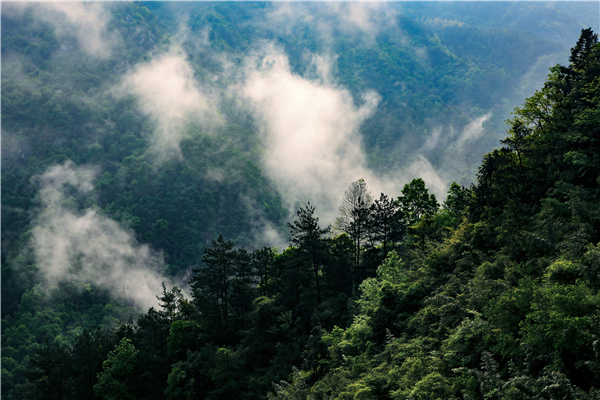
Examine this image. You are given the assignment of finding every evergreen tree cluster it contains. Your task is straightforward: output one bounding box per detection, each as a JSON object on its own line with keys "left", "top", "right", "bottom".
{"left": 2, "top": 2, "right": 599, "bottom": 398}
{"left": 15, "top": 28, "right": 600, "bottom": 400}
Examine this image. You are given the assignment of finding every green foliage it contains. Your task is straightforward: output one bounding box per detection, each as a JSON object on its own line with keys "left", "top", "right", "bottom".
{"left": 397, "top": 178, "right": 439, "bottom": 227}
{"left": 4, "top": 3, "right": 600, "bottom": 400}
{"left": 254, "top": 28, "right": 600, "bottom": 400}
{"left": 94, "top": 338, "right": 139, "bottom": 400}
{"left": 288, "top": 203, "right": 331, "bottom": 305}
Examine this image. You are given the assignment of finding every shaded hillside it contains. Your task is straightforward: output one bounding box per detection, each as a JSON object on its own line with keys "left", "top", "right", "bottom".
{"left": 149, "top": 1, "right": 583, "bottom": 180}
{"left": 6, "top": 28, "right": 600, "bottom": 400}
{"left": 2, "top": 3, "right": 599, "bottom": 399}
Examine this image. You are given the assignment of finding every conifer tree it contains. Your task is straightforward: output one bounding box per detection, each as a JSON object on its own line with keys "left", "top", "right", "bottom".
{"left": 288, "top": 203, "right": 330, "bottom": 304}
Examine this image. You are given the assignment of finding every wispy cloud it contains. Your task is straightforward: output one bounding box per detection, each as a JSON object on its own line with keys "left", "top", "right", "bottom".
{"left": 269, "top": 2, "right": 397, "bottom": 44}
{"left": 238, "top": 45, "right": 409, "bottom": 223}
{"left": 456, "top": 113, "right": 491, "bottom": 147}
{"left": 236, "top": 44, "right": 496, "bottom": 222}
{"left": 29, "top": 161, "right": 167, "bottom": 310}
{"left": 411, "top": 112, "right": 493, "bottom": 189}
{"left": 5, "top": 2, "right": 116, "bottom": 58}
{"left": 118, "top": 51, "right": 224, "bottom": 160}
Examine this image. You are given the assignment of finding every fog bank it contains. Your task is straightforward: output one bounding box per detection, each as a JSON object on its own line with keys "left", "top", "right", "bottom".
{"left": 30, "top": 162, "right": 167, "bottom": 309}
{"left": 119, "top": 51, "right": 224, "bottom": 160}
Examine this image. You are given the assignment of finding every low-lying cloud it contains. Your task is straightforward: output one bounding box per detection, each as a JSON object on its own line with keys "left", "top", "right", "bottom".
{"left": 238, "top": 46, "right": 492, "bottom": 223}
{"left": 239, "top": 46, "right": 400, "bottom": 222}
{"left": 5, "top": 2, "right": 115, "bottom": 59}
{"left": 29, "top": 161, "right": 167, "bottom": 310}
{"left": 119, "top": 51, "right": 224, "bottom": 159}
{"left": 410, "top": 112, "right": 492, "bottom": 187}
{"left": 269, "top": 2, "right": 397, "bottom": 45}
{"left": 456, "top": 113, "right": 491, "bottom": 146}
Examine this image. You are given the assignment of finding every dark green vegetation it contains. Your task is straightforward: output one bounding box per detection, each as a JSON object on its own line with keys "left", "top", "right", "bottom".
{"left": 1, "top": 3, "right": 286, "bottom": 397}
{"left": 2, "top": 2, "right": 600, "bottom": 399}
{"left": 150, "top": 1, "right": 571, "bottom": 180}
{"left": 10, "top": 29, "right": 600, "bottom": 398}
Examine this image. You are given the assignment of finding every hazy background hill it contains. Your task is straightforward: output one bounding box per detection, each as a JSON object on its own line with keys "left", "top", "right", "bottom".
{"left": 1, "top": 3, "right": 599, "bottom": 398}
{"left": 139, "top": 2, "right": 599, "bottom": 216}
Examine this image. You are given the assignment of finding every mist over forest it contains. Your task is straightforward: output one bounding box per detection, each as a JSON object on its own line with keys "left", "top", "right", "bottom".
{"left": 2, "top": 2, "right": 600, "bottom": 399}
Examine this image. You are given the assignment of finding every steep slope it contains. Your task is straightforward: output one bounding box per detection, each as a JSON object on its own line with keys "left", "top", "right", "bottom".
{"left": 1, "top": 4, "right": 286, "bottom": 396}
{"left": 154, "top": 1, "right": 593, "bottom": 183}
{"left": 269, "top": 28, "right": 600, "bottom": 400}
{"left": 2, "top": 3, "right": 599, "bottom": 400}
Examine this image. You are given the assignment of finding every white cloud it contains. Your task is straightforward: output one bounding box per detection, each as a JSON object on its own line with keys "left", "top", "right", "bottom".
{"left": 238, "top": 45, "right": 432, "bottom": 223}
{"left": 30, "top": 161, "right": 167, "bottom": 310}
{"left": 119, "top": 51, "right": 224, "bottom": 159}
{"left": 6, "top": 2, "right": 116, "bottom": 58}
{"left": 457, "top": 112, "right": 491, "bottom": 146}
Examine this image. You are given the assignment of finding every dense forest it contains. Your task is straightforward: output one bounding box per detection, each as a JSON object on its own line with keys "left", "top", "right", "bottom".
{"left": 2, "top": 2, "right": 600, "bottom": 400}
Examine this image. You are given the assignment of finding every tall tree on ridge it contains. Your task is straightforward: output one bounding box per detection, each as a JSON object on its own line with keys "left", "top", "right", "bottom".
{"left": 190, "top": 235, "right": 237, "bottom": 344}
{"left": 288, "top": 203, "right": 330, "bottom": 304}
{"left": 397, "top": 178, "right": 439, "bottom": 227}
{"left": 371, "top": 192, "right": 403, "bottom": 258}
{"left": 336, "top": 179, "right": 374, "bottom": 274}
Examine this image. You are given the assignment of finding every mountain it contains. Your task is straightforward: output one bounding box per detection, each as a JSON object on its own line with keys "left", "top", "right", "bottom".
{"left": 1, "top": 2, "right": 599, "bottom": 399}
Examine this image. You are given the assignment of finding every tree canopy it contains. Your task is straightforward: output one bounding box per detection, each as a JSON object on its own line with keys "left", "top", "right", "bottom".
{"left": 2, "top": 3, "right": 600, "bottom": 399}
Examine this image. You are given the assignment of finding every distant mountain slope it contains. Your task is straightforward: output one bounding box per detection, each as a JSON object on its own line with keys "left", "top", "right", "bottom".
{"left": 148, "top": 1, "right": 597, "bottom": 183}
{"left": 1, "top": 4, "right": 599, "bottom": 399}
{"left": 1, "top": 2, "right": 287, "bottom": 287}
{"left": 6, "top": 27, "right": 600, "bottom": 400}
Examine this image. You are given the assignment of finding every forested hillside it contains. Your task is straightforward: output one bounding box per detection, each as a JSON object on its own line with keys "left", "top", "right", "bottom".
{"left": 2, "top": 2, "right": 600, "bottom": 400}
{"left": 145, "top": 1, "right": 573, "bottom": 180}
